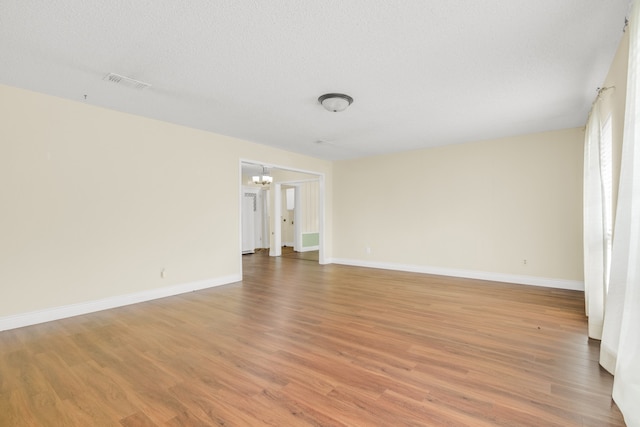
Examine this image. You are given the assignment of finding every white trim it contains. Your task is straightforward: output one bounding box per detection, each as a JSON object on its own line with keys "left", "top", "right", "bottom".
{"left": 240, "top": 158, "right": 322, "bottom": 178}
{"left": 238, "top": 162, "right": 245, "bottom": 280}
{"left": 273, "top": 182, "right": 282, "bottom": 256}
{"left": 318, "top": 175, "right": 325, "bottom": 264}
{"left": 330, "top": 258, "right": 584, "bottom": 291}
{"left": 0, "top": 275, "right": 241, "bottom": 332}
{"left": 294, "top": 185, "right": 301, "bottom": 252}
{"left": 299, "top": 245, "right": 319, "bottom": 252}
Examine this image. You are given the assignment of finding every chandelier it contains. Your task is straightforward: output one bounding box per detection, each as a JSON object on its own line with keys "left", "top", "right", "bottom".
{"left": 252, "top": 166, "right": 273, "bottom": 185}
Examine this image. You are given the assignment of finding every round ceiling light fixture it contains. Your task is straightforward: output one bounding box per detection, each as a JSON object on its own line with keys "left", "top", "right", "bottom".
{"left": 318, "top": 93, "right": 353, "bottom": 112}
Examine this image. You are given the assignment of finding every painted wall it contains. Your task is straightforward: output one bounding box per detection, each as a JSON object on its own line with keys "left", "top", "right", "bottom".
{"left": 0, "top": 84, "right": 332, "bottom": 319}
{"left": 299, "top": 180, "right": 320, "bottom": 234}
{"left": 332, "top": 128, "right": 584, "bottom": 286}
{"left": 0, "top": 26, "right": 628, "bottom": 323}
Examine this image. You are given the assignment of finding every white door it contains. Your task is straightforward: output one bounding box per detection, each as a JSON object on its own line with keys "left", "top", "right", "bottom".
{"left": 242, "top": 191, "right": 256, "bottom": 254}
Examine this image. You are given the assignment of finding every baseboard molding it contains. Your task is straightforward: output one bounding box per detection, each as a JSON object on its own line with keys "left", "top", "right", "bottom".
{"left": 329, "top": 258, "right": 584, "bottom": 291}
{"left": 0, "top": 274, "right": 241, "bottom": 332}
{"left": 299, "top": 245, "right": 319, "bottom": 252}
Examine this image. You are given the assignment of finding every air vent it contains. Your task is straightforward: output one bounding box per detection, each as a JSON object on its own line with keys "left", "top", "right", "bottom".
{"left": 103, "top": 73, "right": 151, "bottom": 90}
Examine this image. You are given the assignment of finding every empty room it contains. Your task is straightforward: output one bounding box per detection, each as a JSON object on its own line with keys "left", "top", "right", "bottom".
{"left": 1, "top": 1, "right": 639, "bottom": 426}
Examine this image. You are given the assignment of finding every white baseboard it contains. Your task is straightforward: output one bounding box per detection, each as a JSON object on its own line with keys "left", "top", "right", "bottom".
{"left": 299, "top": 245, "right": 319, "bottom": 252}
{"left": 0, "top": 274, "right": 241, "bottom": 332}
{"left": 329, "top": 258, "right": 584, "bottom": 291}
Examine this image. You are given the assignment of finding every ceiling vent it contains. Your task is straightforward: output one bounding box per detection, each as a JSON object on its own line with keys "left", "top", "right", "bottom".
{"left": 103, "top": 73, "right": 151, "bottom": 90}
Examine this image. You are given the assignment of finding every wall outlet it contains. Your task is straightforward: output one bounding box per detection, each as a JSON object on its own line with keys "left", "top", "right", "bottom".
{"left": 161, "top": 268, "right": 166, "bottom": 278}
{"left": 366, "top": 246, "right": 372, "bottom": 254}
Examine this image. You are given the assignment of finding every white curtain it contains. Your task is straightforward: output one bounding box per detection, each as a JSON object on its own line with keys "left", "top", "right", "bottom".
{"left": 598, "top": 0, "right": 640, "bottom": 424}
{"left": 583, "top": 99, "right": 607, "bottom": 340}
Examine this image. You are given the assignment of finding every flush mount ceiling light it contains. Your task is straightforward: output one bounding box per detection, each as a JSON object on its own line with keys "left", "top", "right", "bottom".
{"left": 252, "top": 166, "right": 273, "bottom": 185}
{"left": 318, "top": 93, "right": 353, "bottom": 112}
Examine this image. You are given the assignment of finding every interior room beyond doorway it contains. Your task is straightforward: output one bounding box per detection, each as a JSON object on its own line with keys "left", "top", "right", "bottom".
{"left": 240, "top": 161, "right": 324, "bottom": 264}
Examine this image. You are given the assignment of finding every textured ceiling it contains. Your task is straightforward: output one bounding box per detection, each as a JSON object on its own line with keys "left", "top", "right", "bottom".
{"left": 0, "top": 1, "right": 630, "bottom": 161}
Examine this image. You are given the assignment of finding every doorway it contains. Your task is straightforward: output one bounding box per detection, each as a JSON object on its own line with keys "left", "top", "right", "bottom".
{"left": 274, "top": 180, "right": 320, "bottom": 257}
{"left": 281, "top": 185, "right": 296, "bottom": 249}
{"left": 241, "top": 187, "right": 268, "bottom": 254}
{"left": 240, "top": 161, "right": 325, "bottom": 265}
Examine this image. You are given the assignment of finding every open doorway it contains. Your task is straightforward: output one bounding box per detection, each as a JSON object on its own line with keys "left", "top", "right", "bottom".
{"left": 281, "top": 185, "right": 296, "bottom": 249}
{"left": 240, "top": 186, "right": 268, "bottom": 254}
{"left": 240, "top": 161, "right": 325, "bottom": 265}
{"left": 273, "top": 180, "right": 320, "bottom": 258}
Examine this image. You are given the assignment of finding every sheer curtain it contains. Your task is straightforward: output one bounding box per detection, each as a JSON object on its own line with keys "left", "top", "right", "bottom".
{"left": 583, "top": 100, "right": 608, "bottom": 340}
{"left": 598, "top": 0, "right": 640, "bottom": 424}
{"left": 583, "top": 101, "right": 608, "bottom": 339}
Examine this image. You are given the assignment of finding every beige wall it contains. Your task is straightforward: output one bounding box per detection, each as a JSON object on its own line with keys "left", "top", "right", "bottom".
{"left": 333, "top": 128, "right": 584, "bottom": 282}
{"left": 0, "top": 26, "right": 629, "bottom": 321}
{"left": 299, "top": 181, "right": 320, "bottom": 234}
{"left": 0, "top": 84, "right": 332, "bottom": 318}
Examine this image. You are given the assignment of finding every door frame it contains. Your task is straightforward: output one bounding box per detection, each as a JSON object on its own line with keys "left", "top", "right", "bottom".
{"left": 274, "top": 180, "right": 317, "bottom": 256}
{"left": 241, "top": 186, "right": 258, "bottom": 254}
{"left": 239, "top": 159, "right": 326, "bottom": 265}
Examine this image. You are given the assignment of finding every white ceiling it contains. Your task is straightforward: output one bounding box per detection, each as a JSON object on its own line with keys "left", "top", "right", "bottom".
{"left": 0, "top": 1, "right": 629, "bottom": 161}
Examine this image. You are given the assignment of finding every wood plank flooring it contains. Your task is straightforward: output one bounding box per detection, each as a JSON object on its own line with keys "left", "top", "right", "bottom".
{"left": 0, "top": 252, "right": 625, "bottom": 426}
{"left": 279, "top": 247, "right": 319, "bottom": 262}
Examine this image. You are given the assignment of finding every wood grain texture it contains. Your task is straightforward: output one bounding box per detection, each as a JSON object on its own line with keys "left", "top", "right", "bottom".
{"left": 0, "top": 252, "right": 625, "bottom": 426}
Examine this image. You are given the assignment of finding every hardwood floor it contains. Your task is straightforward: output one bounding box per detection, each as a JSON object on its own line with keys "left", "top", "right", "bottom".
{"left": 279, "top": 247, "right": 319, "bottom": 262}
{"left": 0, "top": 253, "right": 625, "bottom": 426}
